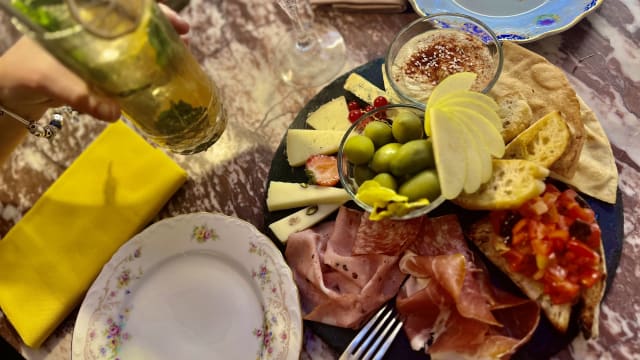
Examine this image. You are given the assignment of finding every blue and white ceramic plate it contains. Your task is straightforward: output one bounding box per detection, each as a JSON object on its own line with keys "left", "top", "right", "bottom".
{"left": 409, "top": 0, "right": 603, "bottom": 43}
{"left": 72, "top": 213, "right": 302, "bottom": 360}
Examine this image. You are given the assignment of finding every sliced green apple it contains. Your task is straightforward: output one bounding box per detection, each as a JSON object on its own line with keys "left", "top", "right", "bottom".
{"left": 427, "top": 72, "right": 477, "bottom": 108}
{"left": 437, "top": 94, "right": 502, "bottom": 130}
{"left": 430, "top": 107, "right": 467, "bottom": 199}
{"left": 457, "top": 119, "right": 484, "bottom": 194}
{"left": 453, "top": 107, "right": 505, "bottom": 158}
{"left": 448, "top": 110, "right": 493, "bottom": 185}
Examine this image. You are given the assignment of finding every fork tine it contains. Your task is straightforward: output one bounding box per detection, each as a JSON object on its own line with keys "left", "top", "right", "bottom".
{"left": 361, "top": 311, "right": 401, "bottom": 360}
{"left": 339, "top": 305, "right": 402, "bottom": 360}
{"left": 353, "top": 307, "right": 393, "bottom": 359}
{"left": 371, "top": 319, "right": 403, "bottom": 360}
{"left": 340, "top": 305, "right": 389, "bottom": 359}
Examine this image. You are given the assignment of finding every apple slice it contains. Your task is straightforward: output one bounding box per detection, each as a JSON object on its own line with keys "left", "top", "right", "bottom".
{"left": 457, "top": 119, "right": 485, "bottom": 194}
{"left": 454, "top": 107, "right": 505, "bottom": 158}
{"left": 427, "top": 72, "right": 477, "bottom": 107}
{"left": 430, "top": 107, "right": 467, "bottom": 199}
{"left": 475, "top": 135, "right": 494, "bottom": 183}
{"left": 437, "top": 94, "right": 502, "bottom": 130}
{"left": 448, "top": 110, "right": 494, "bottom": 186}
{"left": 462, "top": 133, "right": 482, "bottom": 194}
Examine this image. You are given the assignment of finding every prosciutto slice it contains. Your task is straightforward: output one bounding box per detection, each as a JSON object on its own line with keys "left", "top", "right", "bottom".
{"left": 285, "top": 206, "right": 406, "bottom": 328}
{"left": 396, "top": 214, "right": 540, "bottom": 359}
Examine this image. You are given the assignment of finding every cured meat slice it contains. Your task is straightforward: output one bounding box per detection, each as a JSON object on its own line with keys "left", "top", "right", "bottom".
{"left": 411, "top": 214, "right": 471, "bottom": 257}
{"left": 352, "top": 215, "right": 424, "bottom": 256}
{"left": 397, "top": 214, "right": 540, "bottom": 359}
{"left": 285, "top": 206, "right": 407, "bottom": 329}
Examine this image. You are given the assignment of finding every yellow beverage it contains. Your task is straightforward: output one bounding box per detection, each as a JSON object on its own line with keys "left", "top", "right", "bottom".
{"left": 7, "top": 0, "right": 226, "bottom": 154}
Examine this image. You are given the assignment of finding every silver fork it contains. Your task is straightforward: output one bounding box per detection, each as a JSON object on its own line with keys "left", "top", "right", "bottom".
{"left": 339, "top": 305, "right": 403, "bottom": 360}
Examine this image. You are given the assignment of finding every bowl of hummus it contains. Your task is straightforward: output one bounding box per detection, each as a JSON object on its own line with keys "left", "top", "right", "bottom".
{"left": 385, "top": 13, "right": 503, "bottom": 106}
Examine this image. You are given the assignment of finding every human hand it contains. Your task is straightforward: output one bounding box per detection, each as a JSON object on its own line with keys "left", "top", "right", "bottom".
{"left": 0, "top": 3, "right": 190, "bottom": 123}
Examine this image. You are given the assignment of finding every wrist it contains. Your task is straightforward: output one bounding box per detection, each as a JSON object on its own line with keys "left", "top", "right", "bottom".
{"left": 0, "top": 106, "right": 29, "bottom": 164}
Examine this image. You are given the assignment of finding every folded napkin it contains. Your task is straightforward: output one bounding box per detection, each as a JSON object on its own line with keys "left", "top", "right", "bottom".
{"left": 310, "top": 0, "right": 407, "bottom": 13}
{"left": 0, "top": 121, "right": 187, "bottom": 348}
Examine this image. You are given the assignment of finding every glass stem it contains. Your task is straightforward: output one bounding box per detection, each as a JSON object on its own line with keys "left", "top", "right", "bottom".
{"left": 277, "top": 0, "right": 316, "bottom": 51}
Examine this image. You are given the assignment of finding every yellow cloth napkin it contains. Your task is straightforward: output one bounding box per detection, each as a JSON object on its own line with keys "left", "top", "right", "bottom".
{"left": 310, "top": 0, "right": 407, "bottom": 12}
{"left": 0, "top": 121, "right": 187, "bottom": 348}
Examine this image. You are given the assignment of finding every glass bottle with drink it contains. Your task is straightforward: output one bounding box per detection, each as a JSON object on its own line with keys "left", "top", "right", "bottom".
{"left": 1, "top": 0, "right": 226, "bottom": 154}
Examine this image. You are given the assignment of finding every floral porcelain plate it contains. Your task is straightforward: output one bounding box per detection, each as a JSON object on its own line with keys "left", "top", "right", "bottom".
{"left": 72, "top": 213, "right": 302, "bottom": 360}
{"left": 409, "top": 0, "right": 603, "bottom": 42}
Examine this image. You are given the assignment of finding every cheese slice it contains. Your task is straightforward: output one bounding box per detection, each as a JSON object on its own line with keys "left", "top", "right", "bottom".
{"left": 286, "top": 129, "right": 344, "bottom": 167}
{"left": 306, "top": 96, "right": 352, "bottom": 131}
{"left": 266, "top": 181, "right": 351, "bottom": 211}
{"left": 344, "top": 73, "right": 387, "bottom": 105}
{"left": 381, "top": 63, "right": 402, "bottom": 104}
{"left": 269, "top": 203, "right": 344, "bottom": 243}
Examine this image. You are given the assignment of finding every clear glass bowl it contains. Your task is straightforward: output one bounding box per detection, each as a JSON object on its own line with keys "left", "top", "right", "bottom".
{"left": 337, "top": 103, "right": 446, "bottom": 220}
{"left": 385, "top": 13, "right": 503, "bottom": 107}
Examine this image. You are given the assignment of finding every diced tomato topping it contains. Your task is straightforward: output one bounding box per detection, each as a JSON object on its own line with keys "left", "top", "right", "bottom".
{"left": 579, "top": 268, "right": 603, "bottom": 288}
{"left": 511, "top": 219, "right": 528, "bottom": 245}
{"left": 565, "top": 240, "right": 599, "bottom": 264}
{"left": 503, "top": 249, "right": 536, "bottom": 276}
{"left": 587, "top": 223, "right": 602, "bottom": 249}
{"left": 495, "top": 184, "right": 604, "bottom": 304}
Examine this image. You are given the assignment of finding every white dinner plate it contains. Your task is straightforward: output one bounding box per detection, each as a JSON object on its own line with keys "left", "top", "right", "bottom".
{"left": 72, "top": 213, "right": 302, "bottom": 360}
{"left": 409, "top": 0, "right": 603, "bottom": 43}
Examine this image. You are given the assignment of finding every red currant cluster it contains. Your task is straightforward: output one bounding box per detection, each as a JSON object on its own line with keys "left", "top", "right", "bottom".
{"left": 347, "top": 96, "right": 389, "bottom": 123}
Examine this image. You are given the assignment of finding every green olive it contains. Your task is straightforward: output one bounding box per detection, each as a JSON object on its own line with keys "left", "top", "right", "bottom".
{"left": 370, "top": 142, "right": 401, "bottom": 173}
{"left": 390, "top": 139, "right": 435, "bottom": 177}
{"left": 363, "top": 121, "right": 393, "bottom": 148}
{"left": 398, "top": 169, "right": 441, "bottom": 202}
{"left": 392, "top": 111, "right": 424, "bottom": 143}
{"left": 353, "top": 165, "right": 376, "bottom": 185}
{"left": 343, "top": 135, "right": 375, "bottom": 165}
{"left": 372, "top": 173, "right": 398, "bottom": 191}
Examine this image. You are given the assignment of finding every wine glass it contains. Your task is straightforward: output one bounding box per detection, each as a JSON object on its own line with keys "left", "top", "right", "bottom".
{"left": 274, "top": 0, "right": 347, "bottom": 87}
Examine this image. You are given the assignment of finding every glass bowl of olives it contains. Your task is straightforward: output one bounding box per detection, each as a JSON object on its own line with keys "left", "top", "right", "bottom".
{"left": 337, "top": 103, "right": 446, "bottom": 220}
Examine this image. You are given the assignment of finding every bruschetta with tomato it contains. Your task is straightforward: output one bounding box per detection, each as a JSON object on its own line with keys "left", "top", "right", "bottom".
{"left": 466, "top": 183, "right": 606, "bottom": 338}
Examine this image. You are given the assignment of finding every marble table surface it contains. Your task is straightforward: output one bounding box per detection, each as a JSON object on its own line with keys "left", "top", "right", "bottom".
{"left": 0, "top": 0, "right": 638, "bottom": 359}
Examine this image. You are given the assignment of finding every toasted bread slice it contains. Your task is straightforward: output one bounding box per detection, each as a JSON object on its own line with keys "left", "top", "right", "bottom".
{"left": 579, "top": 233, "right": 607, "bottom": 338}
{"left": 490, "top": 41, "right": 585, "bottom": 179}
{"left": 453, "top": 159, "right": 549, "bottom": 210}
{"left": 467, "top": 219, "right": 571, "bottom": 333}
{"left": 467, "top": 217, "right": 606, "bottom": 338}
{"left": 495, "top": 94, "right": 533, "bottom": 143}
{"left": 504, "top": 111, "right": 571, "bottom": 168}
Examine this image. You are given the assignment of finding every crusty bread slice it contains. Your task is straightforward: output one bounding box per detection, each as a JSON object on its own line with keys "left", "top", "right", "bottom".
{"left": 453, "top": 159, "right": 549, "bottom": 210}
{"left": 579, "top": 233, "right": 607, "bottom": 338}
{"left": 495, "top": 94, "right": 533, "bottom": 143}
{"left": 504, "top": 111, "right": 571, "bottom": 168}
{"left": 467, "top": 217, "right": 606, "bottom": 338}
{"left": 490, "top": 41, "right": 585, "bottom": 179}
{"left": 467, "top": 219, "right": 571, "bottom": 333}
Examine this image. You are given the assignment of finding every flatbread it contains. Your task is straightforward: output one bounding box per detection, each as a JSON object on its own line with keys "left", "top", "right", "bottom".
{"left": 550, "top": 95, "right": 619, "bottom": 204}
{"left": 490, "top": 41, "right": 585, "bottom": 179}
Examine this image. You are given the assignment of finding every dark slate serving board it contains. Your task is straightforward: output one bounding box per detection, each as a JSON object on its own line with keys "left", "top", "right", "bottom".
{"left": 264, "top": 58, "right": 624, "bottom": 360}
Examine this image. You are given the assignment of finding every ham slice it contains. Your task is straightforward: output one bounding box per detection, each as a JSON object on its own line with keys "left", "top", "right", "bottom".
{"left": 285, "top": 207, "right": 406, "bottom": 328}
{"left": 397, "top": 214, "right": 540, "bottom": 359}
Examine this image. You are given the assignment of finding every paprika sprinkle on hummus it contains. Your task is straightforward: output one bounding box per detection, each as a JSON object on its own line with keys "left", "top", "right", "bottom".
{"left": 390, "top": 29, "right": 496, "bottom": 103}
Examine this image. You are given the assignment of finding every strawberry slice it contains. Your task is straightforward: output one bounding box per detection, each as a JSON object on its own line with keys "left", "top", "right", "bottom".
{"left": 305, "top": 155, "right": 340, "bottom": 186}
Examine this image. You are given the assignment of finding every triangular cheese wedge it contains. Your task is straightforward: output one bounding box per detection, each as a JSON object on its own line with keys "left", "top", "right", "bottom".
{"left": 306, "top": 96, "right": 351, "bottom": 131}
{"left": 286, "top": 129, "right": 345, "bottom": 167}
{"left": 344, "top": 73, "right": 387, "bottom": 105}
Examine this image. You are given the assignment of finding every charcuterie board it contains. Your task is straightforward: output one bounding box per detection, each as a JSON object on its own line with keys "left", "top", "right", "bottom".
{"left": 264, "top": 58, "right": 623, "bottom": 359}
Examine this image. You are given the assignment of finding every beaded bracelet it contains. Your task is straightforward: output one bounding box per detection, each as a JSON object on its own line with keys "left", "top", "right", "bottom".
{"left": 0, "top": 104, "right": 70, "bottom": 141}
